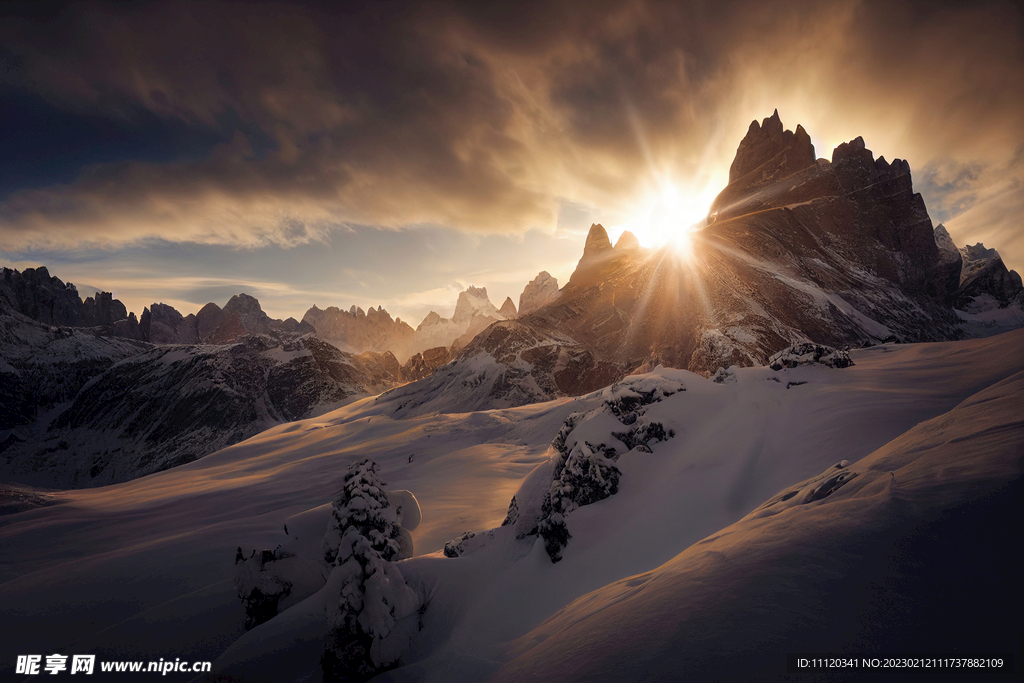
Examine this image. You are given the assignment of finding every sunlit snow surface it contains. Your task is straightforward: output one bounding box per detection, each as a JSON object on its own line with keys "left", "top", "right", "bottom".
{"left": 1, "top": 330, "right": 1022, "bottom": 682}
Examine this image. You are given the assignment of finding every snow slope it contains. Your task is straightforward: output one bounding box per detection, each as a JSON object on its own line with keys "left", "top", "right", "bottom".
{"left": 494, "top": 369, "right": 1024, "bottom": 683}
{"left": 0, "top": 330, "right": 1021, "bottom": 682}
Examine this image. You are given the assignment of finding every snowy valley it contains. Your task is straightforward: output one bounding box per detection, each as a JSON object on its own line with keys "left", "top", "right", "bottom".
{"left": 1, "top": 330, "right": 1021, "bottom": 682}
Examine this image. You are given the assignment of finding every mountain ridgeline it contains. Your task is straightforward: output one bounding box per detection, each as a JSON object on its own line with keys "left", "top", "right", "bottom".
{"left": 378, "top": 111, "right": 1022, "bottom": 416}
{"left": 2, "top": 111, "right": 1021, "bottom": 486}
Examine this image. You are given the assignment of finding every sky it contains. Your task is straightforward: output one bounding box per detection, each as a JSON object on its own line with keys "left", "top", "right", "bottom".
{"left": 1, "top": 0, "right": 1022, "bottom": 323}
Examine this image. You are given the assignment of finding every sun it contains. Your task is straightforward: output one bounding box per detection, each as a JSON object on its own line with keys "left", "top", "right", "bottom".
{"left": 611, "top": 180, "right": 718, "bottom": 257}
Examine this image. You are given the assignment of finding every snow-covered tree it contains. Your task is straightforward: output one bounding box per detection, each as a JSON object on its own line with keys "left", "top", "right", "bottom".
{"left": 321, "top": 459, "right": 421, "bottom": 683}
{"left": 535, "top": 377, "right": 683, "bottom": 562}
{"left": 539, "top": 439, "right": 621, "bottom": 562}
{"left": 233, "top": 547, "right": 294, "bottom": 630}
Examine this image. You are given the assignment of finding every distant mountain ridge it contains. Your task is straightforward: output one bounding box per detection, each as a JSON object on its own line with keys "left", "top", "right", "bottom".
{"left": 141, "top": 293, "right": 315, "bottom": 344}
{"left": 0, "top": 291, "right": 404, "bottom": 487}
{"left": 302, "top": 280, "right": 559, "bottom": 363}
{"left": 1, "top": 266, "right": 143, "bottom": 338}
{"left": 4, "top": 111, "right": 1022, "bottom": 485}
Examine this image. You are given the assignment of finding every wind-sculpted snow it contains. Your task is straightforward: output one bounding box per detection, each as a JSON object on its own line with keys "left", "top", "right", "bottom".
{"left": 751, "top": 460, "right": 857, "bottom": 517}
{"left": 447, "top": 375, "right": 683, "bottom": 563}
{"left": 491, "top": 369, "right": 1024, "bottom": 683}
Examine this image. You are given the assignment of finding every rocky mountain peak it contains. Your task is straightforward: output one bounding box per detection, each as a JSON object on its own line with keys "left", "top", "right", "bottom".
{"left": 1, "top": 266, "right": 138, "bottom": 331}
{"left": 568, "top": 224, "right": 616, "bottom": 287}
{"left": 934, "top": 224, "right": 957, "bottom": 253}
{"left": 583, "top": 223, "right": 613, "bottom": 255}
{"left": 499, "top": 297, "right": 518, "bottom": 318}
{"left": 453, "top": 286, "right": 499, "bottom": 325}
{"left": 961, "top": 243, "right": 1000, "bottom": 262}
{"left": 366, "top": 306, "right": 393, "bottom": 322}
{"left": 417, "top": 311, "right": 443, "bottom": 329}
{"left": 954, "top": 240, "right": 1022, "bottom": 307}
{"left": 727, "top": 110, "right": 816, "bottom": 184}
{"left": 933, "top": 225, "right": 963, "bottom": 277}
{"left": 761, "top": 108, "right": 784, "bottom": 136}
{"left": 614, "top": 230, "right": 641, "bottom": 251}
{"left": 519, "top": 271, "right": 560, "bottom": 316}
{"left": 224, "top": 293, "right": 264, "bottom": 316}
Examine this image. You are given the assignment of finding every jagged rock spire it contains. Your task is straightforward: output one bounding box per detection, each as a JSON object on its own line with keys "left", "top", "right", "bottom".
{"left": 728, "top": 110, "right": 816, "bottom": 183}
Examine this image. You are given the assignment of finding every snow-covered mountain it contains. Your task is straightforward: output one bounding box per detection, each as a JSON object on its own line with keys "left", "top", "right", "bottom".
{"left": 956, "top": 241, "right": 1023, "bottom": 307}
{"left": 1, "top": 329, "right": 1020, "bottom": 682}
{"left": 3, "top": 110, "right": 1023, "bottom": 683}
{"left": 0, "top": 299, "right": 149, "bottom": 433}
{"left": 931, "top": 224, "right": 1024, "bottom": 336}
{"left": 0, "top": 298, "right": 404, "bottom": 487}
{"left": 378, "top": 113, "right": 1022, "bottom": 416}
{"left": 409, "top": 286, "right": 507, "bottom": 356}
{"left": 492, "top": 364, "right": 1024, "bottom": 683}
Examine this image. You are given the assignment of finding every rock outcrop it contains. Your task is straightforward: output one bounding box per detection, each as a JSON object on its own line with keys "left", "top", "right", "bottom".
{"left": 399, "top": 346, "right": 452, "bottom": 382}
{"left": 955, "top": 242, "right": 1023, "bottom": 308}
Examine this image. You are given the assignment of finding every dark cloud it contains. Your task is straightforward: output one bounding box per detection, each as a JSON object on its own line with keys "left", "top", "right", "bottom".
{"left": 0, "top": 0, "right": 1021, "bottom": 271}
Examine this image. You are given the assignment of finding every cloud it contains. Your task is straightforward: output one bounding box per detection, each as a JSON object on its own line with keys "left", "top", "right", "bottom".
{"left": 0, "top": 0, "right": 1021, "bottom": 271}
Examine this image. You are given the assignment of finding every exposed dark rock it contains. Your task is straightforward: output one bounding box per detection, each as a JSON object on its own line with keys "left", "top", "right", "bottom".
{"left": 0, "top": 266, "right": 86, "bottom": 326}
{"left": 768, "top": 343, "right": 854, "bottom": 371}
{"left": 0, "top": 267, "right": 141, "bottom": 341}
{"left": 141, "top": 303, "right": 200, "bottom": 344}
{"left": 139, "top": 295, "right": 315, "bottom": 344}
{"left": 954, "top": 243, "right": 1023, "bottom": 308}
{"left": 400, "top": 346, "right": 452, "bottom": 382}
{"left": 714, "top": 109, "right": 817, "bottom": 219}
